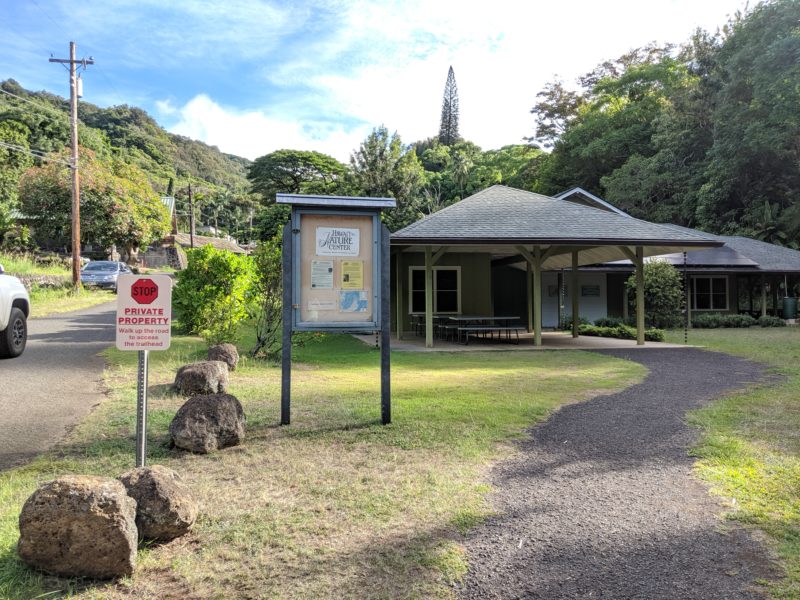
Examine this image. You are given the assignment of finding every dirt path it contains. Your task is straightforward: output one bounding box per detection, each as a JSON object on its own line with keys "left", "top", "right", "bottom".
{"left": 459, "top": 348, "right": 779, "bottom": 599}
{"left": 0, "top": 302, "right": 115, "bottom": 471}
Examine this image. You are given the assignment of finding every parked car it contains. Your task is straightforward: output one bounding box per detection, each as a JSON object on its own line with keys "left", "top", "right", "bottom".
{"left": 80, "top": 261, "right": 133, "bottom": 292}
{"left": 0, "top": 263, "right": 30, "bottom": 359}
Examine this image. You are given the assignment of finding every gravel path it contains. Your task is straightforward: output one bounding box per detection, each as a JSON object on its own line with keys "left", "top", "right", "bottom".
{"left": 459, "top": 348, "right": 779, "bottom": 599}
{"left": 0, "top": 303, "right": 115, "bottom": 471}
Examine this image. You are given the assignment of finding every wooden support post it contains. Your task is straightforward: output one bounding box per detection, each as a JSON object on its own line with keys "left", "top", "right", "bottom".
{"left": 425, "top": 246, "right": 433, "bottom": 348}
{"left": 395, "top": 251, "right": 403, "bottom": 340}
{"left": 533, "top": 246, "right": 542, "bottom": 347}
{"left": 636, "top": 246, "right": 645, "bottom": 345}
{"left": 526, "top": 261, "right": 534, "bottom": 333}
{"left": 761, "top": 274, "right": 767, "bottom": 317}
{"left": 571, "top": 250, "right": 579, "bottom": 338}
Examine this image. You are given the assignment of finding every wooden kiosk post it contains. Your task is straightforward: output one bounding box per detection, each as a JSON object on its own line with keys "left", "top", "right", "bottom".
{"left": 278, "top": 194, "right": 396, "bottom": 426}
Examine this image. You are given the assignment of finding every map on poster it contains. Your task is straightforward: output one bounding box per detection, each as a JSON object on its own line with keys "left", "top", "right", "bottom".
{"left": 339, "top": 290, "right": 368, "bottom": 312}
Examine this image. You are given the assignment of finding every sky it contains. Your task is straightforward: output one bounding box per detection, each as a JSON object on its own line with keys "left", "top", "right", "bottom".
{"left": 2, "top": 0, "right": 751, "bottom": 162}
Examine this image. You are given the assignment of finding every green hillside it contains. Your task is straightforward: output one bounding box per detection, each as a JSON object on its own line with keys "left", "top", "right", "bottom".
{"left": 0, "top": 78, "right": 255, "bottom": 240}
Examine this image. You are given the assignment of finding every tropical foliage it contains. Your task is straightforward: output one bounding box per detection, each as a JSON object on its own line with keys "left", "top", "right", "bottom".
{"left": 530, "top": 0, "right": 800, "bottom": 245}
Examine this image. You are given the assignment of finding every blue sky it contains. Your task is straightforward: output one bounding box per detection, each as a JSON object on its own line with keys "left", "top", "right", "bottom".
{"left": 2, "top": 0, "right": 749, "bottom": 162}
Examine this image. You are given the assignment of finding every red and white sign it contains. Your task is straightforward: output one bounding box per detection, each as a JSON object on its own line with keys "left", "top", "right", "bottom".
{"left": 116, "top": 274, "right": 172, "bottom": 351}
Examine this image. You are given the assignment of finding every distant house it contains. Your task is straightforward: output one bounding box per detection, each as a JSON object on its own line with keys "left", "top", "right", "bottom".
{"left": 140, "top": 196, "right": 247, "bottom": 269}
{"left": 556, "top": 188, "right": 800, "bottom": 321}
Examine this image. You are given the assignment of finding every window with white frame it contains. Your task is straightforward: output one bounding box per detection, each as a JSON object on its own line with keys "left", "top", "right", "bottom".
{"left": 409, "top": 267, "right": 461, "bottom": 314}
{"left": 692, "top": 276, "right": 728, "bottom": 310}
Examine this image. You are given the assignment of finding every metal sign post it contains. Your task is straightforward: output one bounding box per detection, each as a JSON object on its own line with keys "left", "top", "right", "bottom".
{"left": 116, "top": 273, "right": 172, "bottom": 467}
{"left": 135, "top": 350, "right": 149, "bottom": 467}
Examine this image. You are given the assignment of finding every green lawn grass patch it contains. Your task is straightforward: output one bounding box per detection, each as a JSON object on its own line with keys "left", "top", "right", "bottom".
{"left": 0, "top": 329, "right": 643, "bottom": 599}
{"left": 667, "top": 327, "right": 800, "bottom": 597}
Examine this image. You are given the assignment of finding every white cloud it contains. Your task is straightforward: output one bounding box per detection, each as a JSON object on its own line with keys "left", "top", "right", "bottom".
{"left": 153, "top": 0, "right": 749, "bottom": 158}
{"left": 161, "top": 94, "right": 368, "bottom": 161}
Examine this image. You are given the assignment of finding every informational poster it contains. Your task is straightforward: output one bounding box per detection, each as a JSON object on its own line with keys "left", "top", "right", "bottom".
{"left": 316, "top": 227, "right": 359, "bottom": 256}
{"left": 341, "top": 261, "right": 363, "bottom": 289}
{"left": 339, "top": 291, "right": 369, "bottom": 312}
{"left": 311, "top": 260, "right": 333, "bottom": 289}
{"left": 299, "top": 213, "right": 374, "bottom": 324}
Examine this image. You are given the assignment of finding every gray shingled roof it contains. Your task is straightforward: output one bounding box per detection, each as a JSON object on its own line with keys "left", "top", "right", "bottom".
{"left": 658, "top": 224, "right": 800, "bottom": 272}
{"left": 393, "top": 186, "right": 715, "bottom": 246}
{"left": 392, "top": 186, "right": 723, "bottom": 269}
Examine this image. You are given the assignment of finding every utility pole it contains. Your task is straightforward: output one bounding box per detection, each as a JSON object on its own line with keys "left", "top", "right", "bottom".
{"left": 50, "top": 42, "right": 93, "bottom": 289}
{"left": 188, "top": 184, "right": 195, "bottom": 249}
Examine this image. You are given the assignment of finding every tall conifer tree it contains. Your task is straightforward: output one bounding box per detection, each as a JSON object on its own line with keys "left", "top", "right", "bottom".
{"left": 438, "top": 66, "right": 460, "bottom": 146}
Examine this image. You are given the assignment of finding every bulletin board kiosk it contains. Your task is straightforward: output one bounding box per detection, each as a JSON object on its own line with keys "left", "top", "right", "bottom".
{"left": 277, "top": 194, "right": 396, "bottom": 425}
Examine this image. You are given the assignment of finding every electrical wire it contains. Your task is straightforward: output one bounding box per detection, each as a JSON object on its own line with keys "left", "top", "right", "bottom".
{"left": 0, "top": 140, "right": 72, "bottom": 167}
{"left": 0, "top": 87, "right": 70, "bottom": 124}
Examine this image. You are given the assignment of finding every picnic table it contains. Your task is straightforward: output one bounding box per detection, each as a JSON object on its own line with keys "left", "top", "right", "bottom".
{"left": 447, "top": 315, "right": 524, "bottom": 345}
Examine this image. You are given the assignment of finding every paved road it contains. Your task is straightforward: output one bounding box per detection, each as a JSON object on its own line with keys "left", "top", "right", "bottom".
{"left": 0, "top": 302, "right": 115, "bottom": 471}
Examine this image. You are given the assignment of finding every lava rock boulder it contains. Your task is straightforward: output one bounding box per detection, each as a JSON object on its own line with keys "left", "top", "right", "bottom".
{"left": 118, "top": 465, "right": 198, "bottom": 542}
{"left": 169, "top": 393, "right": 246, "bottom": 453}
{"left": 207, "top": 343, "right": 239, "bottom": 372}
{"left": 174, "top": 360, "right": 229, "bottom": 395}
{"left": 17, "top": 475, "right": 138, "bottom": 579}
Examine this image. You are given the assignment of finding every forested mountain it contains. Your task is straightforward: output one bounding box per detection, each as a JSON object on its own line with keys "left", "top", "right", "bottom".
{"left": 530, "top": 0, "right": 800, "bottom": 246}
{"left": 0, "top": 78, "right": 255, "bottom": 245}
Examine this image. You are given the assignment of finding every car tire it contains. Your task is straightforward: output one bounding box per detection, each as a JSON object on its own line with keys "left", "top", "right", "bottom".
{"left": 0, "top": 307, "right": 27, "bottom": 359}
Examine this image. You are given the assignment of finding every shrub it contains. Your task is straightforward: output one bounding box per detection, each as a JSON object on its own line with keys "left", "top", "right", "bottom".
{"left": 173, "top": 245, "right": 254, "bottom": 344}
{"left": 594, "top": 316, "right": 623, "bottom": 327}
{"left": 692, "top": 313, "right": 724, "bottom": 329}
{"left": 578, "top": 323, "right": 665, "bottom": 342}
{"left": 625, "top": 260, "right": 684, "bottom": 329}
{"left": 723, "top": 314, "right": 758, "bottom": 328}
{"left": 692, "top": 313, "right": 759, "bottom": 328}
{"left": 758, "top": 315, "right": 786, "bottom": 327}
{"left": 561, "top": 316, "right": 590, "bottom": 330}
{"left": 251, "top": 233, "right": 283, "bottom": 361}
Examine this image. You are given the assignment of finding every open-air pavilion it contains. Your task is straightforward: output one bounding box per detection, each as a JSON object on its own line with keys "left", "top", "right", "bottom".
{"left": 390, "top": 185, "right": 722, "bottom": 347}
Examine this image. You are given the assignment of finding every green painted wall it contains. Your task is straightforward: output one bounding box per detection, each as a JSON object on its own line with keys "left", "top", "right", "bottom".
{"left": 390, "top": 252, "right": 493, "bottom": 333}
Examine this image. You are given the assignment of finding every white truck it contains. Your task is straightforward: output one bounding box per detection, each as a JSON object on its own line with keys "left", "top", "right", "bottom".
{"left": 0, "top": 263, "right": 30, "bottom": 358}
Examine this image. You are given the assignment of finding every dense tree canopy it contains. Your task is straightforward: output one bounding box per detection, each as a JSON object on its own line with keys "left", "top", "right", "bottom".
{"left": 531, "top": 0, "right": 800, "bottom": 245}
{"left": 18, "top": 148, "right": 171, "bottom": 258}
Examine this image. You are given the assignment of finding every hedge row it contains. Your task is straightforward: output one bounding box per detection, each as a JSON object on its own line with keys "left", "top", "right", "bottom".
{"left": 691, "top": 313, "right": 786, "bottom": 328}
{"left": 578, "top": 323, "right": 666, "bottom": 342}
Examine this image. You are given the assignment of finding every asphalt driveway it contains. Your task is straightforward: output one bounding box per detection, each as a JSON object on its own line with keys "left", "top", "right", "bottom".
{"left": 0, "top": 302, "right": 115, "bottom": 470}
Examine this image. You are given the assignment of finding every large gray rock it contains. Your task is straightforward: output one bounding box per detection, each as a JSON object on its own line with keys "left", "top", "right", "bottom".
{"left": 17, "top": 475, "right": 138, "bottom": 579}
{"left": 118, "top": 465, "right": 198, "bottom": 542}
{"left": 169, "top": 393, "right": 246, "bottom": 453}
{"left": 174, "top": 360, "right": 228, "bottom": 395}
{"left": 207, "top": 343, "right": 239, "bottom": 372}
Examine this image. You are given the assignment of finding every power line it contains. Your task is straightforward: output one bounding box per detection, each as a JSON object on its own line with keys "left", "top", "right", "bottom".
{"left": 0, "top": 140, "right": 72, "bottom": 166}
{"left": 0, "top": 87, "right": 70, "bottom": 124}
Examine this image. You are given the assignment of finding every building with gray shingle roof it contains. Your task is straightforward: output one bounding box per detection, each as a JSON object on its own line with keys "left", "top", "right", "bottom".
{"left": 390, "top": 185, "right": 724, "bottom": 347}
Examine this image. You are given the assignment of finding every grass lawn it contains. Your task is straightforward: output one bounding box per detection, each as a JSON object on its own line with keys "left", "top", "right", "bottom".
{"left": 667, "top": 327, "right": 800, "bottom": 598}
{"left": 1, "top": 252, "right": 115, "bottom": 317}
{"left": 0, "top": 252, "right": 69, "bottom": 276}
{"left": 28, "top": 286, "right": 116, "bottom": 318}
{"left": 0, "top": 331, "right": 643, "bottom": 599}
